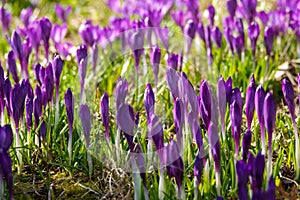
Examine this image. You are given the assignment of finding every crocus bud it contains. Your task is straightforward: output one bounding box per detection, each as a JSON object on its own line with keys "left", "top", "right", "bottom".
{"left": 157, "top": 26, "right": 169, "bottom": 50}
{"left": 242, "top": 130, "right": 252, "bottom": 161}
{"left": 39, "top": 17, "right": 52, "bottom": 60}
{"left": 7, "top": 51, "right": 19, "bottom": 83}
{"left": 199, "top": 81, "right": 212, "bottom": 129}
{"left": 255, "top": 85, "right": 265, "bottom": 128}
{"left": 167, "top": 53, "right": 179, "bottom": 70}
{"left": 218, "top": 76, "right": 227, "bottom": 139}
{"left": 171, "top": 10, "right": 184, "bottom": 30}
{"left": 264, "top": 92, "right": 276, "bottom": 155}
{"left": 76, "top": 45, "right": 88, "bottom": 103}
{"left": 173, "top": 98, "right": 184, "bottom": 150}
{"left": 241, "top": 0, "right": 257, "bottom": 23}
{"left": 211, "top": 26, "right": 222, "bottom": 48}
{"left": 226, "top": 0, "right": 237, "bottom": 18}
{"left": 22, "top": 37, "right": 32, "bottom": 77}
{"left": 55, "top": 4, "right": 71, "bottom": 23}
{"left": 150, "top": 45, "right": 161, "bottom": 85}
{"left": 224, "top": 27, "right": 234, "bottom": 55}
{"left": 233, "top": 35, "right": 243, "bottom": 58}
{"left": 130, "top": 31, "right": 144, "bottom": 70}
{"left": 166, "top": 68, "right": 180, "bottom": 99}
{"left": 225, "top": 77, "right": 232, "bottom": 105}
{"left": 194, "top": 151, "right": 204, "bottom": 184}
{"left": 230, "top": 101, "right": 242, "bottom": 157}
{"left": 0, "top": 7, "right": 11, "bottom": 32}
{"left": 184, "top": 19, "right": 196, "bottom": 39}
{"left": 252, "top": 152, "right": 265, "bottom": 191}
{"left": 79, "top": 104, "right": 91, "bottom": 148}
{"left": 115, "top": 77, "right": 128, "bottom": 110}
{"left": 264, "top": 26, "right": 274, "bottom": 56}
{"left": 245, "top": 74, "right": 256, "bottom": 129}
{"left": 236, "top": 160, "right": 249, "bottom": 200}
{"left": 144, "top": 84, "right": 155, "bottom": 121}
{"left": 248, "top": 21, "right": 260, "bottom": 56}
{"left": 91, "top": 43, "right": 98, "bottom": 73}
{"left": 25, "top": 92, "right": 33, "bottom": 130}
{"left": 64, "top": 88, "right": 74, "bottom": 129}
{"left": 100, "top": 92, "right": 110, "bottom": 142}
{"left": 4, "top": 78, "right": 12, "bottom": 116}
{"left": 42, "top": 74, "right": 54, "bottom": 106}
{"left": 34, "top": 85, "right": 42, "bottom": 127}
{"left": 207, "top": 5, "right": 215, "bottom": 27}
{"left": 76, "top": 45, "right": 88, "bottom": 64}
{"left": 20, "top": 7, "right": 32, "bottom": 27}
{"left": 0, "top": 125, "right": 13, "bottom": 151}
{"left": 28, "top": 20, "right": 42, "bottom": 59}
{"left": 197, "top": 22, "right": 205, "bottom": 42}
{"left": 230, "top": 87, "right": 243, "bottom": 110}
{"left": 208, "top": 122, "right": 221, "bottom": 173}
{"left": 282, "top": 79, "right": 295, "bottom": 121}
{"left": 11, "top": 31, "right": 23, "bottom": 62}
{"left": 148, "top": 113, "right": 164, "bottom": 154}
{"left": 52, "top": 54, "right": 64, "bottom": 87}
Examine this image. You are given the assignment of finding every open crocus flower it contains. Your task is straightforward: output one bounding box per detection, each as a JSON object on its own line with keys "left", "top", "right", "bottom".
{"left": 55, "top": 4, "right": 71, "bottom": 23}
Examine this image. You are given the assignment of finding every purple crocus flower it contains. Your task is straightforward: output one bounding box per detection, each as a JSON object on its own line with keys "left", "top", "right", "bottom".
{"left": 211, "top": 26, "right": 222, "bottom": 48}
{"left": 33, "top": 85, "right": 42, "bottom": 127}
{"left": 166, "top": 68, "right": 180, "bottom": 100}
{"left": 252, "top": 152, "right": 265, "bottom": 191}
{"left": 171, "top": 10, "right": 185, "bottom": 30}
{"left": 55, "top": 4, "right": 71, "bottom": 23}
{"left": 241, "top": 0, "right": 257, "bottom": 23}
{"left": 91, "top": 43, "right": 98, "bottom": 73}
{"left": 224, "top": 27, "right": 234, "bottom": 55}
{"left": 144, "top": 84, "right": 155, "bottom": 122}
{"left": 264, "top": 26, "right": 274, "bottom": 56}
{"left": 167, "top": 53, "right": 179, "bottom": 70}
{"left": 76, "top": 45, "right": 88, "bottom": 103}
{"left": 51, "top": 23, "right": 67, "bottom": 44}
{"left": 205, "top": 26, "right": 213, "bottom": 66}
{"left": 207, "top": 5, "right": 215, "bottom": 27}
{"left": 242, "top": 130, "right": 252, "bottom": 161}
{"left": 7, "top": 51, "right": 19, "bottom": 83}
{"left": 230, "top": 87, "right": 243, "bottom": 110}
{"left": 217, "top": 76, "right": 227, "bottom": 139}
{"left": 65, "top": 88, "right": 74, "bottom": 130}
{"left": 0, "top": 125, "right": 13, "bottom": 199}
{"left": 282, "top": 79, "right": 295, "bottom": 121}
{"left": 226, "top": 0, "right": 237, "bottom": 18}
{"left": 236, "top": 160, "right": 249, "bottom": 200}
{"left": 25, "top": 86, "right": 34, "bottom": 132}
{"left": 115, "top": 77, "right": 128, "bottom": 110}
{"left": 225, "top": 77, "right": 232, "bottom": 105}
{"left": 255, "top": 85, "right": 266, "bottom": 153}
{"left": 22, "top": 37, "right": 32, "bottom": 78}
{"left": 39, "top": 17, "right": 52, "bottom": 61}
{"left": 148, "top": 113, "right": 164, "bottom": 157}
{"left": 194, "top": 151, "right": 204, "bottom": 189}
{"left": 80, "top": 104, "right": 91, "bottom": 148}
{"left": 100, "top": 92, "right": 110, "bottom": 142}
{"left": 197, "top": 22, "right": 205, "bottom": 43}
{"left": 28, "top": 20, "right": 42, "bottom": 60}
{"left": 245, "top": 74, "right": 255, "bottom": 129}
{"left": 199, "top": 81, "right": 212, "bottom": 129}
{"left": 248, "top": 21, "right": 260, "bottom": 56}
{"left": 157, "top": 26, "right": 169, "bottom": 51}
{"left": 208, "top": 122, "right": 221, "bottom": 174}
{"left": 173, "top": 98, "right": 184, "bottom": 151}
{"left": 230, "top": 101, "right": 242, "bottom": 158}
{"left": 233, "top": 35, "right": 243, "bottom": 58}
{"left": 52, "top": 54, "right": 64, "bottom": 123}
{"left": 79, "top": 20, "right": 98, "bottom": 47}
{"left": 4, "top": 78, "right": 12, "bottom": 116}
{"left": 184, "top": 19, "right": 196, "bottom": 55}
{"left": 264, "top": 92, "right": 276, "bottom": 178}
{"left": 0, "top": 6, "right": 11, "bottom": 32}
{"left": 150, "top": 44, "right": 161, "bottom": 86}
{"left": 130, "top": 31, "right": 144, "bottom": 70}
{"left": 20, "top": 7, "right": 32, "bottom": 27}
{"left": 9, "top": 31, "right": 23, "bottom": 64}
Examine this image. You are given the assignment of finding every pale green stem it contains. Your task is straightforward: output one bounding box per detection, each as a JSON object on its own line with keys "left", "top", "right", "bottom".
{"left": 158, "top": 167, "right": 165, "bottom": 200}
{"left": 68, "top": 126, "right": 73, "bottom": 166}
{"left": 293, "top": 121, "right": 300, "bottom": 180}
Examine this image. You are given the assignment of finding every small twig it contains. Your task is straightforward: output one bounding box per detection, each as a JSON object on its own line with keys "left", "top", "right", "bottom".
{"left": 279, "top": 173, "right": 299, "bottom": 186}
{"left": 77, "top": 182, "right": 100, "bottom": 196}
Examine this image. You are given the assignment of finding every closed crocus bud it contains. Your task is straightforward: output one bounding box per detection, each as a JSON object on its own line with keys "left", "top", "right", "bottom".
{"left": 42, "top": 74, "right": 54, "bottom": 106}
{"left": 242, "top": 130, "right": 252, "bottom": 161}
{"left": 33, "top": 85, "right": 42, "bottom": 127}
{"left": 184, "top": 19, "right": 196, "bottom": 39}
{"left": 264, "top": 26, "right": 274, "bottom": 56}
{"left": 173, "top": 98, "right": 184, "bottom": 150}
{"left": 76, "top": 45, "right": 88, "bottom": 103}
{"left": 171, "top": 10, "right": 185, "bottom": 30}
{"left": 255, "top": 85, "right": 265, "bottom": 128}
{"left": 0, "top": 125, "right": 13, "bottom": 151}
{"left": 235, "top": 18, "right": 245, "bottom": 39}
{"left": 194, "top": 151, "right": 204, "bottom": 183}
{"left": 20, "top": 7, "right": 32, "bottom": 27}
{"left": 236, "top": 160, "right": 249, "bottom": 200}
{"left": 25, "top": 92, "right": 33, "bottom": 131}
{"left": 40, "top": 120, "right": 46, "bottom": 141}
{"left": 245, "top": 74, "right": 256, "bottom": 129}
{"left": 79, "top": 104, "right": 91, "bottom": 148}
{"left": 208, "top": 122, "right": 221, "bottom": 173}
{"left": 100, "top": 92, "right": 110, "bottom": 142}
{"left": 39, "top": 17, "right": 52, "bottom": 60}
{"left": 64, "top": 88, "right": 74, "bottom": 128}
{"left": 115, "top": 77, "right": 128, "bottom": 110}
{"left": 226, "top": 0, "right": 237, "bottom": 18}
{"left": 4, "top": 78, "right": 12, "bottom": 116}
{"left": 225, "top": 77, "right": 232, "bottom": 105}
{"left": 11, "top": 31, "right": 23, "bottom": 62}
{"left": 7, "top": 51, "right": 19, "bottom": 83}
{"left": 34, "top": 63, "right": 42, "bottom": 85}
{"left": 91, "top": 43, "right": 98, "bottom": 73}
{"left": 22, "top": 37, "right": 32, "bottom": 77}
{"left": 263, "top": 92, "right": 276, "bottom": 145}
{"left": 233, "top": 35, "right": 243, "bottom": 58}
{"left": 166, "top": 68, "right": 180, "bottom": 100}
{"left": 282, "top": 79, "right": 295, "bottom": 121}
{"left": 230, "top": 101, "right": 242, "bottom": 157}
{"left": 241, "top": 0, "right": 257, "bottom": 23}
{"left": 218, "top": 76, "right": 227, "bottom": 139}
{"left": 207, "top": 5, "right": 215, "bottom": 27}
{"left": 230, "top": 87, "right": 243, "bottom": 110}
{"left": 76, "top": 45, "right": 88, "bottom": 64}
{"left": 0, "top": 6, "right": 12, "bottom": 32}
{"left": 148, "top": 113, "right": 164, "bottom": 155}
{"left": 167, "top": 53, "right": 179, "bottom": 70}
{"left": 52, "top": 54, "right": 64, "bottom": 87}
{"left": 224, "top": 27, "right": 234, "bottom": 55}
{"left": 144, "top": 84, "right": 155, "bottom": 121}
{"left": 211, "top": 26, "right": 222, "bottom": 48}
{"left": 197, "top": 22, "right": 205, "bottom": 42}
{"left": 28, "top": 20, "right": 42, "bottom": 59}
{"left": 130, "top": 31, "right": 144, "bottom": 70}
{"left": 248, "top": 21, "right": 260, "bottom": 56}
{"left": 150, "top": 45, "right": 161, "bottom": 85}
{"left": 199, "top": 81, "right": 212, "bottom": 129}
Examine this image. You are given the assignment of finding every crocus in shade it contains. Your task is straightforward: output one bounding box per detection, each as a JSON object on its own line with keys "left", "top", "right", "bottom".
{"left": 241, "top": 0, "right": 257, "bottom": 23}
{"left": 245, "top": 74, "right": 255, "bottom": 129}
{"left": 100, "top": 92, "right": 110, "bottom": 142}
{"left": 65, "top": 88, "right": 74, "bottom": 165}
{"left": 264, "top": 26, "right": 274, "bottom": 56}
{"left": 230, "top": 87, "right": 243, "bottom": 111}
{"left": 25, "top": 87, "right": 34, "bottom": 132}
{"left": 230, "top": 101, "right": 242, "bottom": 158}
{"left": 248, "top": 21, "right": 260, "bottom": 56}
{"left": 0, "top": 125, "right": 13, "bottom": 199}
{"left": 236, "top": 160, "right": 249, "bottom": 200}
{"left": 252, "top": 152, "right": 265, "bottom": 191}
{"left": 0, "top": 6, "right": 11, "bottom": 32}
{"left": 7, "top": 51, "right": 18, "bottom": 83}
{"left": 4, "top": 78, "right": 12, "bottom": 116}
{"left": 255, "top": 85, "right": 266, "bottom": 154}
{"left": 211, "top": 26, "right": 222, "bottom": 48}
{"left": 76, "top": 45, "right": 88, "bottom": 104}
{"left": 217, "top": 76, "right": 227, "bottom": 140}
{"left": 55, "top": 4, "right": 71, "bottom": 23}
{"left": 79, "top": 104, "right": 92, "bottom": 176}
{"left": 39, "top": 17, "right": 52, "bottom": 60}
{"left": 226, "top": 0, "right": 237, "bottom": 18}
{"left": 242, "top": 130, "right": 252, "bottom": 161}
{"left": 150, "top": 44, "right": 161, "bottom": 86}
{"left": 144, "top": 84, "right": 155, "bottom": 122}
{"left": 33, "top": 85, "right": 42, "bottom": 127}
{"left": 167, "top": 53, "right": 179, "bottom": 70}
{"left": 263, "top": 92, "right": 276, "bottom": 178}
